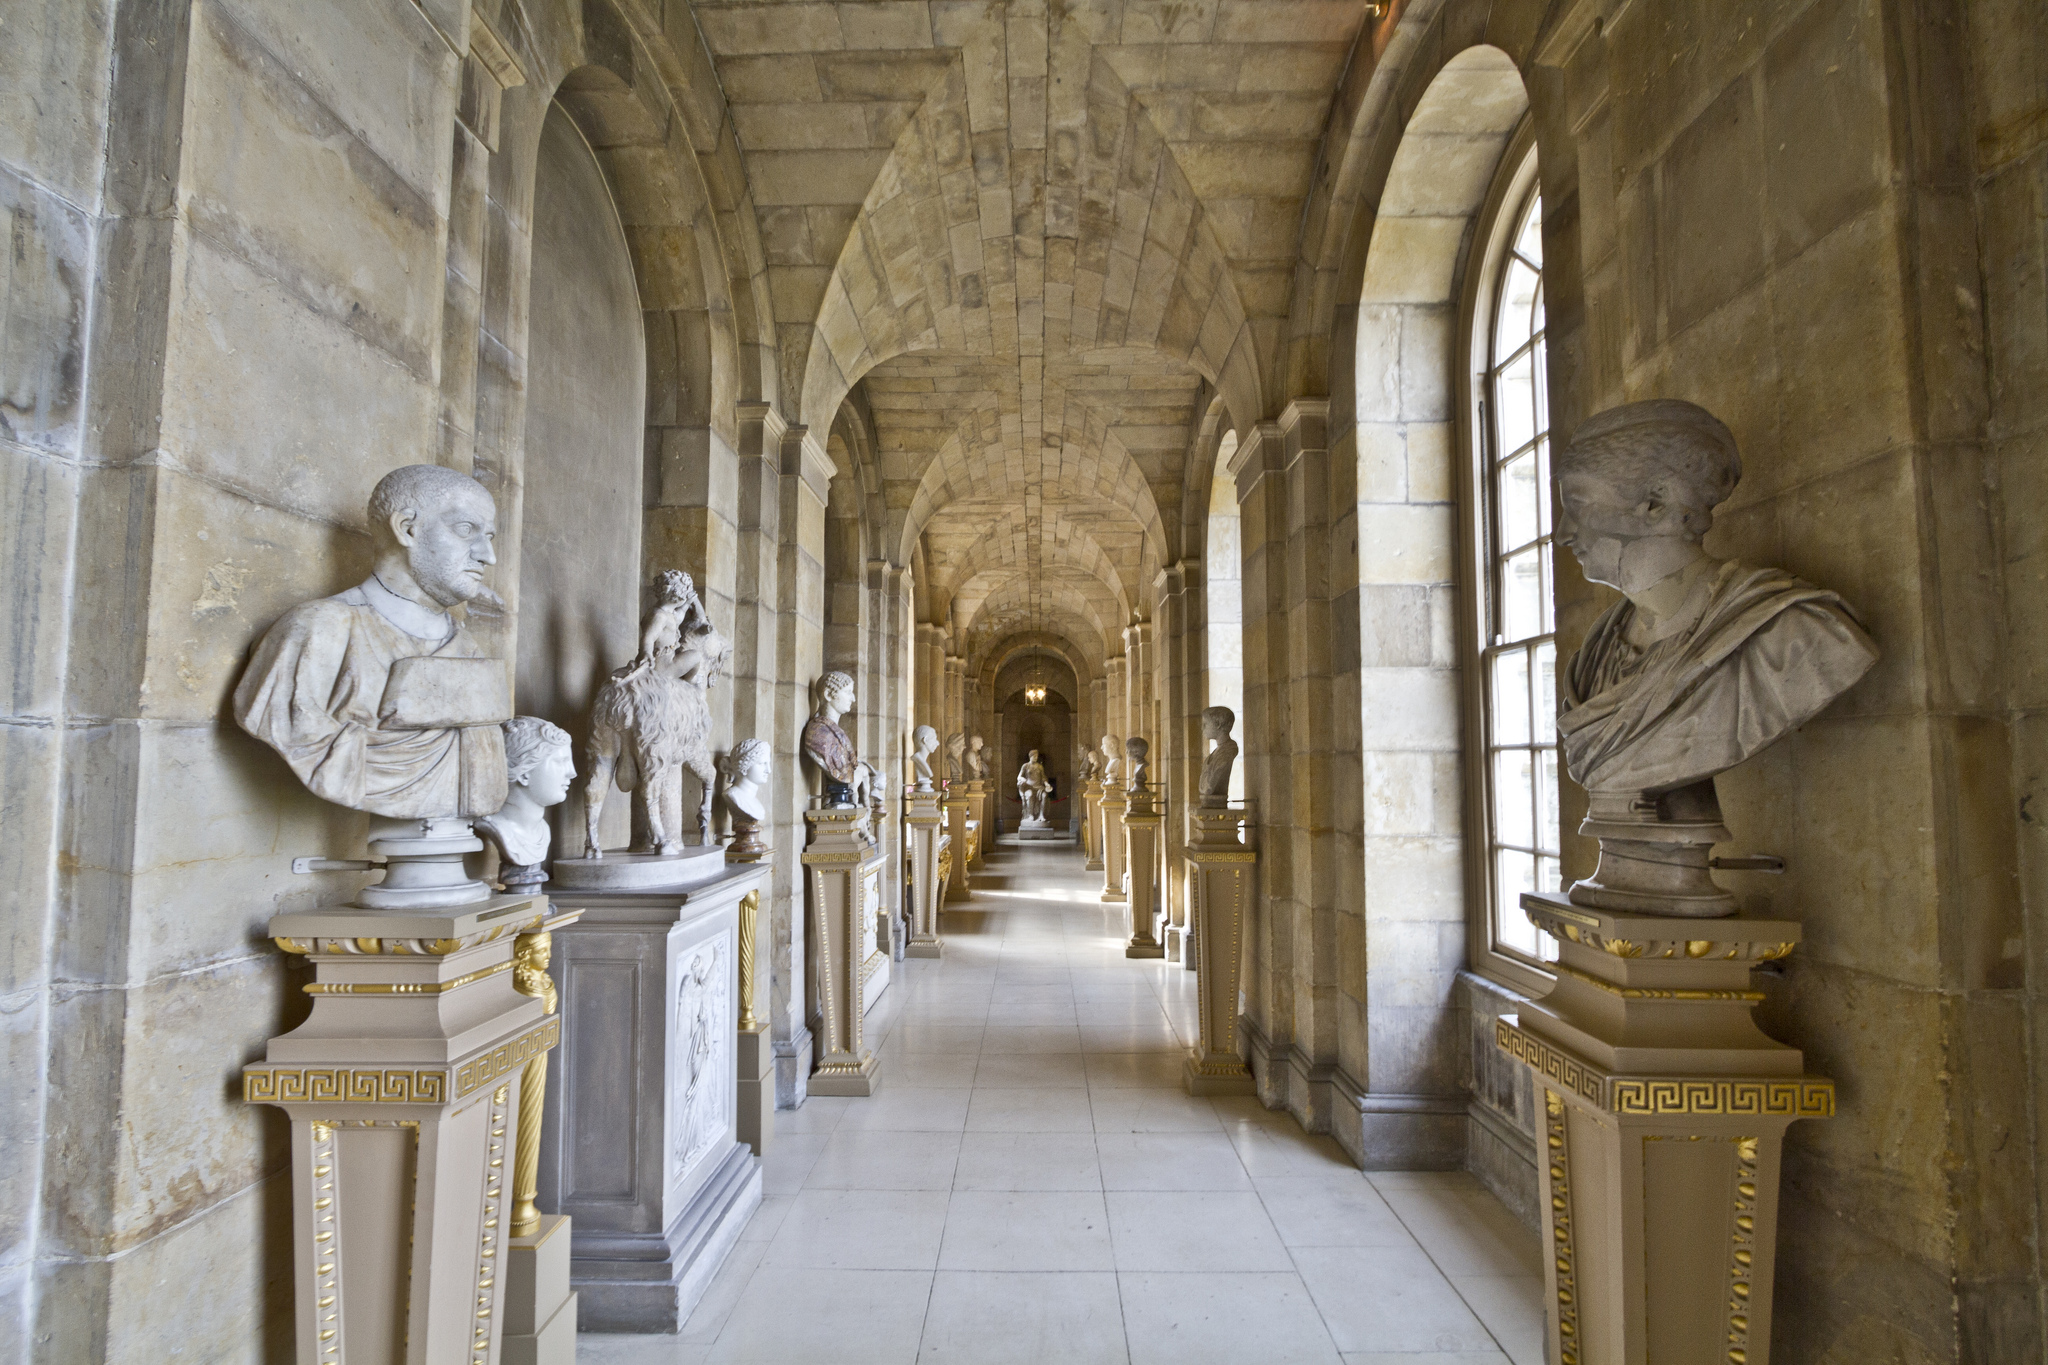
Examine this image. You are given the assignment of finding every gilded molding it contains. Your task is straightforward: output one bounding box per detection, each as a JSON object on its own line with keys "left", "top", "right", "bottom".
{"left": 302, "top": 958, "right": 514, "bottom": 996}
{"left": 1726, "top": 1135, "right": 1760, "bottom": 1357}
{"left": 274, "top": 922, "right": 535, "bottom": 958}
{"left": 1556, "top": 962, "right": 1765, "bottom": 1003}
{"left": 248, "top": 1066, "right": 448, "bottom": 1104}
{"left": 1496, "top": 1021, "right": 1835, "bottom": 1118}
{"left": 1545, "top": 1090, "right": 1582, "bottom": 1365}
{"left": 307, "top": 1120, "right": 342, "bottom": 1363}
{"left": 1527, "top": 904, "right": 1794, "bottom": 962}
{"left": 454, "top": 1017, "right": 562, "bottom": 1097}
{"left": 468, "top": 1084, "right": 512, "bottom": 1364}
{"left": 737, "top": 890, "right": 761, "bottom": 1032}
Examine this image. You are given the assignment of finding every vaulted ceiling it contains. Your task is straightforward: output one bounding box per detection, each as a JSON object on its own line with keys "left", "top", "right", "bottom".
{"left": 692, "top": 0, "right": 1370, "bottom": 666}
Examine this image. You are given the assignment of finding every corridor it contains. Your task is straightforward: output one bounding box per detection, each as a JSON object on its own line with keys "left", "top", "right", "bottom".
{"left": 582, "top": 840, "right": 1543, "bottom": 1365}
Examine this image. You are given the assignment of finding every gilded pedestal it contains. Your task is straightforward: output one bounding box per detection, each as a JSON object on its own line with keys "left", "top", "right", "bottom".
{"left": 1122, "top": 786, "right": 1165, "bottom": 958}
{"left": 541, "top": 866, "right": 768, "bottom": 1332}
{"left": 1098, "top": 789, "right": 1128, "bottom": 903}
{"left": 1080, "top": 780, "right": 1103, "bottom": 870}
{"left": 943, "top": 792, "right": 973, "bottom": 903}
{"left": 964, "top": 779, "right": 989, "bottom": 868}
{"left": 803, "top": 807, "right": 886, "bottom": 1096}
{"left": 1183, "top": 806, "right": 1257, "bottom": 1096}
{"left": 248, "top": 892, "right": 559, "bottom": 1365}
{"left": 904, "top": 788, "right": 946, "bottom": 958}
{"left": 1498, "top": 892, "right": 1832, "bottom": 1365}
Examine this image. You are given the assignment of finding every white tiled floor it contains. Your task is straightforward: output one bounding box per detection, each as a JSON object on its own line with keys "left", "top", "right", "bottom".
{"left": 579, "top": 839, "right": 1543, "bottom": 1365}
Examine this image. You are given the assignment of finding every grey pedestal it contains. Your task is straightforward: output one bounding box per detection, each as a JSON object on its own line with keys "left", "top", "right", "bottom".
{"left": 542, "top": 865, "right": 770, "bottom": 1332}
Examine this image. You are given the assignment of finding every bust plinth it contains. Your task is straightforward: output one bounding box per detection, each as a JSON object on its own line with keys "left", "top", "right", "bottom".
{"left": 1183, "top": 803, "right": 1257, "bottom": 1095}
{"left": 803, "top": 807, "right": 886, "bottom": 1095}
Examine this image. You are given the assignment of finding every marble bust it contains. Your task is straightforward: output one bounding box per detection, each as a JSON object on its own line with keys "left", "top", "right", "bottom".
{"left": 944, "top": 730, "right": 967, "bottom": 784}
{"left": 1124, "top": 736, "right": 1150, "bottom": 793}
{"left": 476, "top": 717, "right": 574, "bottom": 891}
{"left": 1078, "top": 748, "right": 1098, "bottom": 785}
{"left": 801, "top": 671, "right": 877, "bottom": 808}
{"left": 1556, "top": 399, "right": 1878, "bottom": 915}
{"left": 235, "top": 463, "right": 511, "bottom": 820}
{"left": 968, "top": 734, "right": 987, "bottom": 779}
{"left": 721, "top": 737, "right": 771, "bottom": 860}
{"left": 1198, "top": 706, "right": 1237, "bottom": 805}
{"left": 913, "top": 725, "right": 940, "bottom": 790}
{"left": 1016, "top": 749, "right": 1051, "bottom": 826}
{"left": 1098, "top": 734, "right": 1122, "bottom": 788}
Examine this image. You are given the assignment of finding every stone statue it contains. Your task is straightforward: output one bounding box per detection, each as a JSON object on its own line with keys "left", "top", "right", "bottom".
{"left": 1016, "top": 749, "right": 1051, "bottom": 827}
{"left": 802, "top": 671, "right": 879, "bottom": 809}
{"left": 1098, "top": 733, "right": 1122, "bottom": 787}
{"left": 234, "top": 463, "right": 512, "bottom": 907}
{"left": 944, "top": 730, "right": 967, "bottom": 784}
{"left": 912, "top": 725, "right": 940, "bottom": 790}
{"left": 476, "top": 717, "right": 574, "bottom": 891}
{"left": 1555, "top": 399, "right": 1878, "bottom": 916}
{"left": 580, "top": 570, "right": 731, "bottom": 858}
{"left": 1198, "top": 706, "right": 1237, "bottom": 806}
{"left": 1124, "top": 736, "right": 1150, "bottom": 793}
{"left": 720, "top": 737, "right": 771, "bottom": 861}
{"left": 235, "top": 463, "right": 511, "bottom": 821}
{"left": 1078, "top": 748, "right": 1098, "bottom": 785}
{"left": 968, "top": 734, "right": 988, "bottom": 779}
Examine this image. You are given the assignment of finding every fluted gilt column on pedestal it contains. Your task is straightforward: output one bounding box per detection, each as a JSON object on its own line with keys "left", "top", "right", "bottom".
{"left": 904, "top": 788, "right": 946, "bottom": 958}
{"left": 804, "top": 806, "right": 885, "bottom": 1096}
{"left": 505, "top": 911, "right": 581, "bottom": 1365}
{"left": 1497, "top": 894, "right": 1833, "bottom": 1365}
{"left": 1183, "top": 804, "right": 1256, "bottom": 1095}
{"left": 964, "top": 778, "right": 989, "bottom": 868}
{"left": 1080, "top": 779, "right": 1103, "bottom": 869}
{"left": 247, "top": 892, "right": 560, "bottom": 1365}
{"left": 735, "top": 887, "right": 775, "bottom": 1154}
{"left": 1123, "top": 783, "right": 1165, "bottom": 958}
{"left": 943, "top": 790, "right": 973, "bottom": 903}
{"left": 1098, "top": 787, "right": 1128, "bottom": 903}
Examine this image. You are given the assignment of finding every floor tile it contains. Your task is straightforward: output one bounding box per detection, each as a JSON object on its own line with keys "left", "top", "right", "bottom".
{"left": 1105, "top": 1191, "right": 1293, "bottom": 1271}
{"left": 1118, "top": 1271, "right": 1341, "bottom": 1365}
{"left": 1080, "top": 1024, "right": 1184, "bottom": 1054}
{"left": 1085, "top": 1052, "right": 1186, "bottom": 1089}
{"left": 736, "top": 1193, "right": 793, "bottom": 1243}
{"left": 1225, "top": 1121, "right": 1360, "bottom": 1180}
{"left": 772, "top": 1094, "right": 852, "bottom": 1134}
{"left": 577, "top": 1335, "right": 710, "bottom": 1364}
{"left": 1091, "top": 1088, "right": 1225, "bottom": 1133}
{"left": 1256, "top": 1176, "right": 1416, "bottom": 1247}
{"left": 758, "top": 1189, "right": 950, "bottom": 1270}
{"left": 833, "top": 1087, "right": 974, "bottom": 1133}
{"left": 918, "top": 1271, "right": 1128, "bottom": 1364}
{"left": 805, "top": 1129, "right": 963, "bottom": 1191}
{"left": 1372, "top": 1177, "right": 1543, "bottom": 1277}
{"left": 938, "top": 1191, "right": 1115, "bottom": 1270}
{"left": 877, "top": 1053, "right": 982, "bottom": 1088}
{"left": 1294, "top": 1246, "right": 1498, "bottom": 1353}
{"left": 887, "top": 1025, "right": 986, "bottom": 1054}
{"left": 1451, "top": 1276, "right": 1545, "bottom": 1365}
{"left": 1096, "top": 1132, "right": 1252, "bottom": 1191}
{"left": 974, "top": 1052, "right": 1090, "bottom": 1088}
{"left": 706, "top": 1267, "right": 931, "bottom": 1364}
{"left": 965, "top": 1086, "right": 1097, "bottom": 1132}
{"left": 953, "top": 1130, "right": 1103, "bottom": 1191}
{"left": 757, "top": 1132, "right": 829, "bottom": 1195}
{"left": 981, "top": 1024, "right": 1085, "bottom": 1054}
{"left": 1341, "top": 1355, "right": 1508, "bottom": 1365}
{"left": 677, "top": 1240, "right": 765, "bottom": 1343}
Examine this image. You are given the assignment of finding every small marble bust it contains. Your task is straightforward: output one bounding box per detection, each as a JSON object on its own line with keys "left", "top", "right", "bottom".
{"left": 1124, "top": 736, "right": 1150, "bottom": 793}
{"left": 721, "top": 738, "right": 772, "bottom": 860}
{"left": 968, "top": 734, "right": 988, "bottom": 779}
{"left": 912, "top": 725, "right": 940, "bottom": 790}
{"left": 1078, "top": 748, "right": 1099, "bottom": 785}
{"left": 1556, "top": 399, "right": 1878, "bottom": 914}
{"left": 476, "top": 717, "right": 574, "bottom": 891}
{"left": 1198, "top": 706, "right": 1237, "bottom": 806}
{"left": 801, "top": 671, "right": 876, "bottom": 808}
{"left": 1098, "top": 733, "right": 1122, "bottom": 787}
{"left": 945, "top": 730, "right": 967, "bottom": 784}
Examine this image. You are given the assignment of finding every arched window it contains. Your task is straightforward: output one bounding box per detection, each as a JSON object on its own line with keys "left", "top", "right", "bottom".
{"left": 1206, "top": 440, "right": 1245, "bottom": 802}
{"left": 1469, "top": 146, "right": 1559, "bottom": 977}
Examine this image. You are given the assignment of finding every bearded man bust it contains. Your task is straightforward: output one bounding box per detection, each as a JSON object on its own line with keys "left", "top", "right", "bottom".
{"left": 1554, "top": 399, "right": 1878, "bottom": 916}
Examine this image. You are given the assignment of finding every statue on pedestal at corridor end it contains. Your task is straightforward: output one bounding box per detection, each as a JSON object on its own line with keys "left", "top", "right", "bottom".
{"left": 1555, "top": 399, "right": 1878, "bottom": 917}
{"left": 1016, "top": 749, "right": 1051, "bottom": 827}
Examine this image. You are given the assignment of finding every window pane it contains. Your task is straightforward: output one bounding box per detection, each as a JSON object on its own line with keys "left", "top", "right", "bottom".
{"left": 1496, "top": 849, "right": 1538, "bottom": 956}
{"left": 1515, "top": 195, "right": 1543, "bottom": 264}
{"left": 1493, "top": 749, "right": 1534, "bottom": 849}
{"left": 1495, "top": 348, "right": 1537, "bottom": 454}
{"left": 1538, "top": 746, "right": 1561, "bottom": 852}
{"left": 1491, "top": 650, "right": 1531, "bottom": 745}
{"left": 1529, "top": 281, "right": 1546, "bottom": 344}
{"left": 1497, "top": 259, "right": 1540, "bottom": 354}
{"left": 1533, "top": 436, "right": 1552, "bottom": 536}
{"left": 1534, "top": 640, "right": 1557, "bottom": 743}
{"left": 1501, "top": 547, "right": 1545, "bottom": 643}
{"left": 1499, "top": 449, "right": 1540, "bottom": 553}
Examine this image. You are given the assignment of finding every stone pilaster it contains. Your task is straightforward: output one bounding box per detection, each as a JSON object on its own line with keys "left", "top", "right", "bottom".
{"left": 802, "top": 809, "right": 885, "bottom": 1097}
{"left": 1123, "top": 784, "right": 1165, "bottom": 958}
{"left": 1099, "top": 788, "right": 1128, "bottom": 904}
{"left": 1185, "top": 807, "right": 1258, "bottom": 1096}
{"left": 904, "top": 789, "right": 945, "bottom": 958}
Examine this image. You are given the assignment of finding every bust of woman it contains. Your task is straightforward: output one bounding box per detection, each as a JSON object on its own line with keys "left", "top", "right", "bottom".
{"left": 477, "top": 716, "right": 574, "bottom": 890}
{"left": 1555, "top": 399, "right": 1878, "bottom": 914}
{"left": 721, "top": 737, "right": 772, "bottom": 861}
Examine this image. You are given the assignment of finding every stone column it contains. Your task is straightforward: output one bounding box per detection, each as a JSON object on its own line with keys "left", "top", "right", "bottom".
{"left": 248, "top": 892, "right": 559, "bottom": 1364}
{"left": 1123, "top": 782, "right": 1165, "bottom": 958}
{"left": 1153, "top": 563, "right": 1201, "bottom": 963}
{"left": 943, "top": 791, "right": 974, "bottom": 903}
{"left": 904, "top": 788, "right": 946, "bottom": 957}
{"left": 1498, "top": 895, "right": 1833, "bottom": 1365}
{"left": 1099, "top": 787, "right": 1128, "bottom": 904}
{"left": 1184, "top": 805, "right": 1258, "bottom": 1095}
{"left": 802, "top": 808, "right": 885, "bottom": 1096}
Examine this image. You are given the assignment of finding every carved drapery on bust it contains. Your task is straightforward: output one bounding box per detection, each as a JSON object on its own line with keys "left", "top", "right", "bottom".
{"left": 1554, "top": 399, "right": 1878, "bottom": 916}
{"left": 802, "top": 671, "right": 875, "bottom": 809}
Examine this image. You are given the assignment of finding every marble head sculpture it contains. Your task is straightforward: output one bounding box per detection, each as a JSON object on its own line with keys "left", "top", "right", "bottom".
{"left": 1124, "top": 736, "right": 1150, "bottom": 792}
{"left": 1555, "top": 398, "right": 1878, "bottom": 916}
{"left": 721, "top": 737, "right": 772, "bottom": 860}
{"left": 1098, "top": 734, "right": 1122, "bottom": 786}
{"left": 234, "top": 463, "right": 512, "bottom": 907}
{"left": 968, "top": 734, "right": 987, "bottom": 778}
{"left": 477, "top": 717, "right": 574, "bottom": 891}
{"left": 1198, "top": 706, "right": 1237, "bottom": 805}
{"left": 913, "top": 725, "right": 941, "bottom": 790}
{"left": 802, "top": 671, "right": 876, "bottom": 809}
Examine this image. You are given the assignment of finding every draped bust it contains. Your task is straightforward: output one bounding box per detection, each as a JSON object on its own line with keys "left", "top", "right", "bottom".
{"left": 1554, "top": 400, "right": 1878, "bottom": 802}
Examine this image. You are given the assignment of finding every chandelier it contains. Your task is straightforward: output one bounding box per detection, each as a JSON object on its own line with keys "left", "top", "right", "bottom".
{"left": 1025, "top": 655, "right": 1046, "bottom": 706}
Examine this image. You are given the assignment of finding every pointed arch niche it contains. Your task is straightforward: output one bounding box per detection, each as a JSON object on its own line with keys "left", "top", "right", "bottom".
{"left": 1206, "top": 434, "right": 1246, "bottom": 803}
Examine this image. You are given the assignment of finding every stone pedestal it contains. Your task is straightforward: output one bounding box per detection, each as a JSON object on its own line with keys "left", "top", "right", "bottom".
{"left": 540, "top": 867, "right": 769, "bottom": 1333}
{"left": 964, "top": 779, "right": 990, "bottom": 867}
{"left": 1080, "top": 780, "right": 1103, "bottom": 869}
{"left": 943, "top": 792, "right": 973, "bottom": 903}
{"left": 1098, "top": 788, "right": 1128, "bottom": 903}
{"left": 1122, "top": 786, "right": 1164, "bottom": 958}
{"left": 1497, "top": 892, "right": 1832, "bottom": 1365}
{"left": 904, "top": 788, "right": 946, "bottom": 958}
{"left": 1183, "top": 806, "right": 1257, "bottom": 1096}
{"left": 249, "top": 892, "right": 558, "bottom": 1365}
{"left": 504, "top": 1214, "right": 576, "bottom": 1365}
{"left": 804, "top": 807, "right": 886, "bottom": 1096}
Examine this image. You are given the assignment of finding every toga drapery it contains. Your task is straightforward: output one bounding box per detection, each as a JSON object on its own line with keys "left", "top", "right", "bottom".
{"left": 234, "top": 583, "right": 508, "bottom": 817}
{"left": 1559, "top": 560, "right": 1878, "bottom": 796}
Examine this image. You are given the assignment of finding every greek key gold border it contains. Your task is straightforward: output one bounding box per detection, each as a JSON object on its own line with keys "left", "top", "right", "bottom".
{"left": 1497, "top": 1021, "right": 1834, "bottom": 1118}
{"left": 247, "top": 1067, "right": 447, "bottom": 1105}
{"left": 453, "top": 1017, "right": 561, "bottom": 1097}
